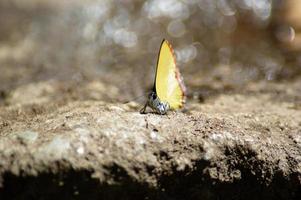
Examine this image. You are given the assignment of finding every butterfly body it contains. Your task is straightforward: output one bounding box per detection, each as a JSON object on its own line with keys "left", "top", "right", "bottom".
{"left": 144, "top": 91, "right": 170, "bottom": 114}
{"left": 140, "top": 39, "right": 186, "bottom": 115}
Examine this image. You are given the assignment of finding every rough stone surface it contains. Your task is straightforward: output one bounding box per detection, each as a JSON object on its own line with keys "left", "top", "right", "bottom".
{"left": 0, "top": 80, "right": 300, "bottom": 200}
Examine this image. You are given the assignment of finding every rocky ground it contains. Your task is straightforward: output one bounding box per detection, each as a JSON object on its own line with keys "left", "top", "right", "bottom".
{"left": 0, "top": 78, "right": 300, "bottom": 200}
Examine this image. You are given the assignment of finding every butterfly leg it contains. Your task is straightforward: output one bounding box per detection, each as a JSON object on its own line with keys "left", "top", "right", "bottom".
{"left": 140, "top": 103, "right": 148, "bottom": 114}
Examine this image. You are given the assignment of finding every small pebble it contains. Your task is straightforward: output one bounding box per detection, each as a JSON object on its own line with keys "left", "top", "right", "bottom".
{"left": 16, "top": 130, "right": 38, "bottom": 144}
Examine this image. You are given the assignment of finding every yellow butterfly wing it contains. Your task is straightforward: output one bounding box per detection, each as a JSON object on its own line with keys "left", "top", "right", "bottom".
{"left": 155, "top": 40, "right": 186, "bottom": 109}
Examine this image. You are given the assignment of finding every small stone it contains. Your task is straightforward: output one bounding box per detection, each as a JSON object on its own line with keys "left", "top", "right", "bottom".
{"left": 108, "top": 105, "right": 124, "bottom": 112}
{"left": 16, "top": 131, "right": 38, "bottom": 144}
{"left": 76, "top": 146, "right": 85, "bottom": 155}
{"left": 39, "top": 136, "right": 70, "bottom": 159}
{"left": 74, "top": 127, "right": 90, "bottom": 143}
{"left": 150, "top": 131, "right": 158, "bottom": 140}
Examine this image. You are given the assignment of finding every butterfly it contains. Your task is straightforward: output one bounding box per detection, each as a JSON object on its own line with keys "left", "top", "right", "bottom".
{"left": 140, "top": 39, "right": 186, "bottom": 115}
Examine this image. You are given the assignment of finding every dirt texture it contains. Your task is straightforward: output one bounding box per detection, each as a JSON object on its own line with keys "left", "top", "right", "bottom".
{"left": 0, "top": 79, "right": 300, "bottom": 200}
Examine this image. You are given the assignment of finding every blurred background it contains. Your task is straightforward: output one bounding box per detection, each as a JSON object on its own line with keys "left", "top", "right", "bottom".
{"left": 0, "top": 0, "right": 300, "bottom": 105}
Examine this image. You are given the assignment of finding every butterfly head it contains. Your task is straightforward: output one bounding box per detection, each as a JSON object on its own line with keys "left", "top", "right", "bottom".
{"left": 148, "top": 91, "right": 170, "bottom": 114}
